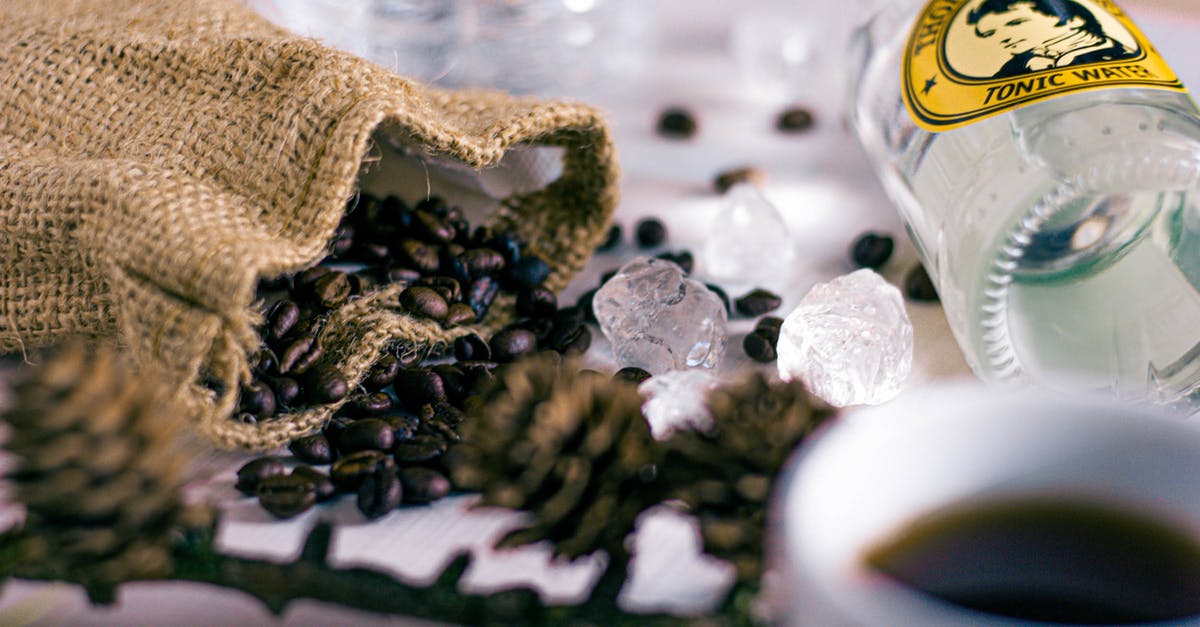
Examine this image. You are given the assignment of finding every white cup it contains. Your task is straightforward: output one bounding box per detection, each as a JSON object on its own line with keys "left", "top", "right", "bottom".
{"left": 772, "top": 381, "right": 1200, "bottom": 626}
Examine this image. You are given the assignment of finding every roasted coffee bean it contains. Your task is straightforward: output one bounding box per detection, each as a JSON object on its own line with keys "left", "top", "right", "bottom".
{"left": 351, "top": 242, "right": 390, "bottom": 264}
{"left": 517, "top": 287, "right": 557, "bottom": 318}
{"left": 411, "top": 209, "right": 455, "bottom": 243}
{"left": 250, "top": 348, "right": 278, "bottom": 376}
{"left": 266, "top": 300, "right": 301, "bottom": 343}
{"left": 396, "top": 239, "right": 441, "bottom": 275}
{"left": 382, "top": 414, "right": 420, "bottom": 442}
{"left": 239, "top": 380, "right": 277, "bottom": 418}
{"left": 598, "top": 224, "right": 622, "bottom": 251}
{"left": 258, "top": 474, "right": 317, "bottom": 519}
{"left": 330, "top": 450, "right": 394, "bottom": 491}
{"left": 743, "top": 330, "right": 778, "bottom": 363}
{"left": 657, "top": 107, "right": 698, "bottom": 138}
{"left": 277, "top": 332, "right": 319, "bottom": 375}
{"left": 447, "top": 210, "right": 471, "bottom": 246}
{"left": 440, "top": 251, "right": 471, "bottom": 284}
{"left": 635, "top": 218, "right": 667, "bottom": 248}
{"left": 289, "top": 433, "right": 336, "bottom": 465}
{"left": 400, "top": 468, "right": 451, "bottom": 504}
{"left": 384, "top": 266, "right": 422, "bottom": 284}
{"left": 338, "top": 418, "right": 395, "bottom": 454}
{"left": 755, "top": 316, "right": 784, "bottom": 342}
{"left": 308, "top": 271, "right": 352, "bottom": 309}
{"left": 357, "top": 466, "right": 402, "bottom": 519}
{"left": 291, "top": 465, "right": 337, "bottom": 502}
{"left": 714, "top": 166, "right": 766, "bottom": 194}
{"left": 506, "top": 255, "right": 552, "bottom": 289}
{"left": 329, "top": 224, "right": 355, "bottom": 258}
{"left": 777, "top": 106, "right": 815, "bottom": 132}
{"left": 614, "top": 366, "right": 652, "bottom": 385}
{"left": 399, "top": 286, "right": 449, "bottom": 322}
{"left": 304, "top": 365, "right": 350, "bottom": 404}
{"left": 485, "top": 231, "right": 524, "bottom": 266}
{"left": 850, "top": 232, "right": 894, "bottom": 269}
{"left": 393, "top": 436, "right": 446, "bottom": 465}
{"left": 904, "top": 263, "right": 939, "bottom": 302}
{"left": 418, "top": 276, "right": 461, "bottom": 303}
{"left": 445, "top": 303, "right": 477, "bottom": 327}
{"left": 394, "top": 368, "right": 447, "bottom": 408}
{"left": 706, "top": 283, "right": 732, "bottom": 315}
{"left": 294, "top": 266, "right": 332, "bottom": 292}
{"left": 461, "top": 248, "right": 506, "bottom": 277}
{"left": 264, "top": 375, "right": 302, "bottom": 408}
{"left": 363, "top": 353, "right": 399, "bottom": 391}
{"left": 454, "top": 333, "right": 491, "bottom": 361}
{"left": 467, "top": 276, "right": 499, "bottom": 319}
{"left": 657, "top": 250, "right": 694, "bottom": 274}
{"left": 734, "top": 288, "right": 782, "bottom": 317}
{"left": 324, "top": 416, "right": 354, "bottom": 445}
{"left": 430, "top": 401, "right": 465, "bottom": 427}
{"left": 490, "top": 327, "right": 539, "bottom": 363}
{"left": 459, "top": 361, "right": 499, "bottom": 395}
{"left": 285, "top": 332, "right": 324, "bottom": 376}
{"left": 342, "top": 391, "right": 394, "bottom": 417}
{"left": 235, "top": 457, "right": 286, "bottom": 495}
{"left": 346, "top": 271, "right": 378, "bottom": 297}
{"left": 431, "top": 365, "right": 468, "bottom": 405}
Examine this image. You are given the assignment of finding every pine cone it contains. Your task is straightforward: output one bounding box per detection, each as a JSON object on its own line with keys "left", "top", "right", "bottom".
{"left": 3, "top": 342, "right": 211, "bottom": 594}
{"left": 447, "top": 353, "right": 661, "bottom": 561}
{"left": 661, "top": 372, "right": 836, "bottom": 582}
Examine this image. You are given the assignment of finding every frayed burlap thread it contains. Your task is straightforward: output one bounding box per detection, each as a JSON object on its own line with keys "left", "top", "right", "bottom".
{"left": 0, "top": 1, "right": 618, "bottom": 449}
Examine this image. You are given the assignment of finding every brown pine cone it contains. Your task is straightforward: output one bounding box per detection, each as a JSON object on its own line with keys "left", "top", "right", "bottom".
{"left": 3, "top": 342, "right": 211, "bottom": 595}
{"left": 661, "top": 372, "right": 836, "bottom": 582}
{"left": 447, "top": 353, "right": 661, "bottom": 561}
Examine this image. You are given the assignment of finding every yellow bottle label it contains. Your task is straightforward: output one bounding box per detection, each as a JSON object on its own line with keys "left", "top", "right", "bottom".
{"left": 903, "top": 0, "right": 1185, "bottom": 131}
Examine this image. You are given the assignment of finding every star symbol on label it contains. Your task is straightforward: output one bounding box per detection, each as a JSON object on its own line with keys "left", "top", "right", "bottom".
{"left": 922, "top": 76, "right": 938, "bottom": 95}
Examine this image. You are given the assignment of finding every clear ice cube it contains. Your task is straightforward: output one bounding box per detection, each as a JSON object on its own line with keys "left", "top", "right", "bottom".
{"left": 638, "top": 369, "right": 719, "bottom": 440}
{"left": 702, "top": 183, "right": 795, "bottom": 286}
{"left": 593, "top": 256, "right": 728, "bottom": 374}
{"left": 777, "top": 269, "right": 912, "bottom": 407}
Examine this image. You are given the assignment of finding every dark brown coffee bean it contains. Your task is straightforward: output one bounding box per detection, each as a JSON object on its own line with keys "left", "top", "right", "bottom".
{"left": 277, "top": 322, "right": 324, "bottom": 375}
{"left": 263, "top": 376, "right": 301, "bottom": 408}
{"left": 266, "top": 300, "right": 301, "bottom": 343}
{"left": 236, "top": 457, "right": 286, "bottom": 495}
{"left": 384, "top": 266, "right": 422, "bottom": 284}
{"left": 755, "top": 316, "right": 784, "bottom": 342}
{"left": 382, "top": 414, "right": 420, "bottom": 442}
{"left": 656, "top": 250, "right": 694, "bottom": 274}
{"left": 657, "top": 107, "right": 698, "bottom": 138}
{"left": 430, "top": 401, "right": 465, "bottom": 427}
{"left": 286, "top": 332, "right": 324, "bottom": 376}
{"left": 505, "top": 256, "right": 552, "bottom": 288}
{"left": 396, "top": 239, "right": 441, "bottom": 275}
{"left": 490, "top": 327, "right": 539, "bottom": 362}
{"left": 330, "top": 450, "right": 394, "bottom": 491}
{"left": 904, "top": 263, "right": 939, "bottom": 302}
{"left": 635, "top": 218, "right": 667, "bottom": 248}
{"left": 258, "top": 474, "right": 317, "bottom": 519}
{"left": 412, "top": 209, "right": 455, "bottom": 243}
{"left": 460, "top": 248, "right": 506, "bottom": 277}
{"left": 467, "top": 276, "right": 499, "bottom": 318}
{"left": 517, "top": 287, "right": 557, "bottom": 318}
{"left": 311, "top": 271, "right": 352, "bottom": 310}
{"left": 418, "top": 276, "right": 462, "bottom": 303}
{"left": 338, "top": 418, "right": 395, "bottom": 454}
{"left": 597, "top": 224, "right": 622, "bottom": 251}
{"left": 276, "top": 333, "right": 315, "bottom": 375}
{"left": 431, "top": 365, "right": 468, "bottom": 405}
{"left": 293, "top": 266, "right": 332, "bottom": 292}
{"left": 239, "top": 380, "right": 277, "bottom": 418}
{"left": 363, "top": 353, "right": 399, "bottom": 392}
{"left": 324, "top": 416, "right": 354, "bottom": 445}
{"left": 734, "top": 288, "right": 782, "bottom": 317}
{"left": 713, "top": 166, "right": 766, "bottom": 194}
{"left": 346, "top": 271, "right": 378, "bottom": 297}
{"left": 250, "top": 348, "right": 278, "bottom": 376}
{"left": 394, "top": 368, "right": 447, "bottom": 407}
{"left": 304, "top": 365, "right": 349, "bottom": 404}
{"left": 393, "top": 436, "right": 446, "bottom": 465}
{"left": 459, "top": 361, "right": 499, "bottom": 394}
{"left": 342, "top": 391, "right": 394, "bottom": 417}
{"left": 614, "top": 366, "right": 652, "bottom": 385}
{"left": 454, "top": 333, "right": 491, "bottom": 361}
{"left": 357, "top": 466, "right": 402, "bottom": 519}
{"left": 399, "top": 286, "right": 449, "bottom": 322}
{"left": 289, "top": 433, "right": 336, "bottom": 465}
{"left": 351, "top": 242, "right": 391, "bottom": 263}
{"left": 850, "top": 232, "right": 894, "bottom": 269}
{"left": 485, "top": 231, "right": 523, "bottom": 265}
{"left": 400, "top": 468, "right": 451, "bottom": 504}
{"left": 776, "top": 106, "right": 815, "bottom": 132}
{"left": 706, "top": 283, "right": 732, "bottom": 315}
{"left": 445, "top": 303, "right": 477, "bottom": 327}
{"left": 743, "top": 330, "right": 778, "bottom": 363}
{"left": 291, "top": 465, "right": 337, "bottom": 502}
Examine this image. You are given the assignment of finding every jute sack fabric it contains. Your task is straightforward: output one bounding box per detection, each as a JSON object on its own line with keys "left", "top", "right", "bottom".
{"left": 0, "top": 0, "right": 618, "bottom": 450}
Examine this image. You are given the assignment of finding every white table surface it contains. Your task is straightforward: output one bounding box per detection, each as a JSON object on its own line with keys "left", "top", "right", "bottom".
{"left": 2, "top": 1, "right": 1198, "bottom": 625}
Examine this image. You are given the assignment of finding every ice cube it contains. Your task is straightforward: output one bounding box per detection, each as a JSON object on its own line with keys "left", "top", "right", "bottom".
{"left": 593, "top": 256, "right": 728, "bottom": 374}
{"left": 777, "top": 269, "right": 912, "bottom": 406}
{"left": 638, "top": 369, "right": 720, "bottom": 440}
{"left": 702, "top": 183, "right": 795, "bottom": 287}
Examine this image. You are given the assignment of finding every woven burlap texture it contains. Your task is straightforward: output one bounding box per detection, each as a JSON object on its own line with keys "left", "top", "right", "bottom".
{"left": 0, "top": 0, "right": 618, "bottom": 450}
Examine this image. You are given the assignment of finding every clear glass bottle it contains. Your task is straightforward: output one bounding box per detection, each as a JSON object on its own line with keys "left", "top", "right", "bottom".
{"left": 849, "top": 0, "right": 1200, "bottom": 408}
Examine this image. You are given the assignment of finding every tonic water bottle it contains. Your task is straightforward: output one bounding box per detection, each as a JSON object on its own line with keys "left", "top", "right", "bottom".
{"left": 849, "top": 0, "right": 1200, "bottom": 407}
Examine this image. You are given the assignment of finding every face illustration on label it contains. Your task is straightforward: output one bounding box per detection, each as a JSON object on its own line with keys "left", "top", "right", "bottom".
{"left": 947, "top": 0, "right": 1139, "bottom": 78}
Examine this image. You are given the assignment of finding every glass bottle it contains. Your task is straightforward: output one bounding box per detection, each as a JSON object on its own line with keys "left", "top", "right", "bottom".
{"left": 849, "top": 0, "right": 1200, "bottom": 408}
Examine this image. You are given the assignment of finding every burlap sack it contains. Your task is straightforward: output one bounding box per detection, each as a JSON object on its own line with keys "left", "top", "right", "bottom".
{"left": 0, "top": 0, "right": 617, "bottom": 450}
